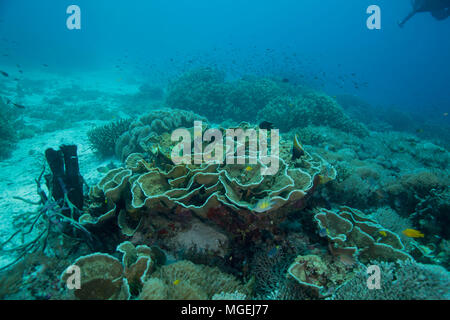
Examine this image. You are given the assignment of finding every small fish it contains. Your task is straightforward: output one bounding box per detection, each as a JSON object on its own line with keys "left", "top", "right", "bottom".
{"left": 0, "top": 70, "right": 8, "bottom": 77}
{"left": 444, "top": 113, "right": 448, "bottom": 117}
{"left": 259, "top": 121, "right": 274, "bottom": 130}
{"left": 173, "top": 279, "right": 180, "bottom": 286}
{"left": 374, "top": 189, "right": 385, "bottom": 199}
{"left": 12, "top": 103, "right": 25, "bottom": 109}
{"left": 42, "top": 64, "right": 49, "bottom": 67}
{"left": 245, "top": 166, "right": 253, "bottom": 172}
{"left": 379, "top": 230, "right": 387, "bottom": 237}
{"left": 150, "top": 145, "right": 159, "bottom": 154}
{"left": 281, "top": 78, "right": 289, "bottom": 83}
{"left": 319, "top": 227, "right": 328, "bottom": 238}
{"left": 402, "top": 229, "right": 424, "bottom": 238}
{"left": 253, "top": 197, "right": 274, "bottom": 213}
{"left": 2, "top": 97, "right": 25, "bottom": 109}
{"left": 267, "top": 245, "right": 280, "bottom": 258}
{"left": 292, "top": 134, "right": 305, "bottom": 160}
{"left": 416, "top": 128, "right": 424, "bottom": 134}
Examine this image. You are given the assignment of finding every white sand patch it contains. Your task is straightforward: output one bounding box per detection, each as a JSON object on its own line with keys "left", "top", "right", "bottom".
{"left": 0, "top": 120, "right": 118, "bottom": 269}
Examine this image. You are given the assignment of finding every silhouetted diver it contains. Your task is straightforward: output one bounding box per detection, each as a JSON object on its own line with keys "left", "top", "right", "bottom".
{"left": 399, "top": 0, "right": 450, "bottom": 27}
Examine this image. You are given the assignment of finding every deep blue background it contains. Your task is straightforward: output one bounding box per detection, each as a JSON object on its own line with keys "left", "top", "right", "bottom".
{"left": 0, "top": 0, "right": 449, "bottom": 113}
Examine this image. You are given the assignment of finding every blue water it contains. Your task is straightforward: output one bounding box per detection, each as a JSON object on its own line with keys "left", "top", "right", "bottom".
{"left": 1, "top": 0, "right": 449, "bottom": 110}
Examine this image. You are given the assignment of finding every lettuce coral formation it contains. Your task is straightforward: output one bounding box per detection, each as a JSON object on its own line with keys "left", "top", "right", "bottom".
{"left": 79, "top": 121, "right": 336, "bottom": 248}
{"left": 313, "top": 206, "right": 412, "bottom": 264}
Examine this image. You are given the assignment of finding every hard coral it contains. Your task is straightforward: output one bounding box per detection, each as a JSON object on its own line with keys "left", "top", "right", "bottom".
{"left": 81, "top": 123, "right": 336, "bottom": 248}
{"left": 165, "top": 68, "right": 285, "bottom": 122}
{"left": 140, "top": 260, "right": 252, "bottom": 300}
{"left": 257, "top": 91, "right": 368, "bottom": 136}
{"left": 87, "top": 118, "right": 132, "bottom": 157}
{"left": 333, "top": 260, "right": 450, "bottom": 300}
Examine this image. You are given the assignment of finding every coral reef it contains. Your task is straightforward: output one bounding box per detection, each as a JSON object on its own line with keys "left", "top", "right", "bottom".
{"left": 287, "top": 254, "right": 357, "bottom": 298}
{"left": 313, "top": 206, "right": 412, "bottom": 264}
{"left": 258, "top": 93, "right": 368, "bottom": 136}
{"left": 332, "top": 260, "right": 450, "bottom": 300}
{"left": 165, "top": 68, "right": 287, "bottom": 122}
{"left": 1, "top": 66, "right": 449, "bottom": 302}
{"left": 139, "top": 260, "right": 252, "bottom": 300}
{"left": 165, "top": 68, "right": 368, "bottom": 138}
{"left": 60, "top": 253, "right": 131, "bottom": 300}
{"left": 80, "top": 122, "right": 336, "bottom": 251}
{"left": 114, "top": 109, "right": 206, "bottom": 161}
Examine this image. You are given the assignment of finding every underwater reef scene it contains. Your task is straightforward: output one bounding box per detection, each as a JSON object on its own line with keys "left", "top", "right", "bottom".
{"left": 0, "top": 1, "right": 449, "bottom": 301}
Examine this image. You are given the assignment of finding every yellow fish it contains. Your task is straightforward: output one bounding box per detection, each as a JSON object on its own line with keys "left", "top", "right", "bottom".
{"left": 402, "top": 229, "right": 424, "bottom": 238}
{"left": 379, "top": 230, "right": 387, "bottom": 237}
{"left": 245, "top": 166, "right": 253, "bottom": 172}
{"left": 173, "top": 279, "right": 180, "bottom": 285}
{"left": 253, "top": 198, "right": 273, "bottom": 213}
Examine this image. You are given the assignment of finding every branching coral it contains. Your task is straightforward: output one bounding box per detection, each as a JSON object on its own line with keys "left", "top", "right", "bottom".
{"left": 87, "top": 118, "right": 132, "bottom": 157}
{"left": 250, "top": 247, "right": 298, "bottom": 299}
{"left": 332, "top": 260, "right": 450, "bottom": 300}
